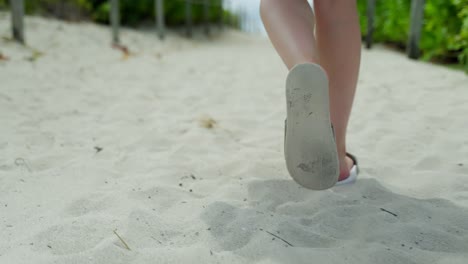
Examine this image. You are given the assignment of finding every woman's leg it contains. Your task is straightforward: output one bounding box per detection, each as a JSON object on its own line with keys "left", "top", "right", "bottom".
{"left": 259, "top": 0, "right": 319, "bottom": 68}
{"left": 260, "top": 0, "right": 361, "bottom": 180}
{"left": 314, "top": 0, "right": 361, "bottom": 180}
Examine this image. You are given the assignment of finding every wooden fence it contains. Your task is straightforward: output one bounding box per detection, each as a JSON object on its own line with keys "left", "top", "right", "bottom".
{"left": 110, "top": 0, "right": 224, "bottom": 43}
{"left": 8, "top": 0, "right": 427, "bottom": 59}
{"left": 8, "top": 0, "right": 224, "bottom": 45}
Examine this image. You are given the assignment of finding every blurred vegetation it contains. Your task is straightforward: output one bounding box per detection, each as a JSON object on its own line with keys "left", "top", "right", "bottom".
{"left": 0, "top": 0, "right": 226, "bottom": 26}
{"left": 86, "top": 0, "right": 224, "bottom": 26}
{"left": 357, "top": 0, "right": 468, "bottom": 71}
{"left": 2, "top": 1, "right": 465, "bottom": 70}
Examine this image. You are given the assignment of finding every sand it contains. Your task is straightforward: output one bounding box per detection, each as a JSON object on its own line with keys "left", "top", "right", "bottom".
{"left": 1, "top": 13, "right": 468, "bottom": 264}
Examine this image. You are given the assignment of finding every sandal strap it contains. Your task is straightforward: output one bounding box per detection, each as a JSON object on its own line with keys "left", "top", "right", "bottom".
{"left": 346, "top": 152, "right": 359, "bottom": 174}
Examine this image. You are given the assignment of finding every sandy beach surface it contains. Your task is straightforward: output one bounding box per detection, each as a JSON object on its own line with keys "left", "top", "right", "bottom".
{"left": 1, "top": 14, "right": 468, "bottom": 264}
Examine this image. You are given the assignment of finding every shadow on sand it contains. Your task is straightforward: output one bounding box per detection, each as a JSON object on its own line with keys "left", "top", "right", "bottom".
{"left": 201, "top": 179, "right": 468, "bottom": 264}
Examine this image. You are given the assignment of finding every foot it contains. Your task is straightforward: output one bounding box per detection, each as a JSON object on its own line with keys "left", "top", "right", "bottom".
{"left": 338, "top": 155, "right": 354, "bottom": 181}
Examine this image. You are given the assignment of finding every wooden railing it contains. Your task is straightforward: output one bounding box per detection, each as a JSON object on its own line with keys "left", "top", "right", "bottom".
{"left": 8, "top": 0, "right": 427, "bottom": 60}
{"left": 8, "top": 0, "right": 224, "bottom": 45}
{"left": 110, "top": 0, "right": 224, "bottom": 44}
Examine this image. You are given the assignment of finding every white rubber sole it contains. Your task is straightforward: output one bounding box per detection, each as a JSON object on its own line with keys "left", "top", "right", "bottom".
{"left": 284, "top": 63, "right": 339, "bottom": 190}
{"left": 335, "top": 165, "right": 358, "bottom": 186}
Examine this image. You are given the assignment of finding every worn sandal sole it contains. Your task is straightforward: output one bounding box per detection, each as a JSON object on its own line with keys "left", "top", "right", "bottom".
{"left": 284, "top": 63, "right": 339, "bottom": 190}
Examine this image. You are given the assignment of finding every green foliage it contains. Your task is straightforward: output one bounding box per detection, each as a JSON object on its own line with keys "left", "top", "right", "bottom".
{"left": 357, "top": 0, "right": 468, "bottom": 70}
{"left": 24, "top": 0, "right": 90, "bottom": 19}
{"left": 357, "top": 0, "right": 411, "bottom": 45}
{"left": 421, "top": 0, "right": 460, "bottom": 60}
{"left": 0, "top": 0, "right": 8, "bottom": 9}
{"left": 56, "top": 0, "right": 223, "bottom": 26}
{"left": 452, "top": 0, "right": 468, "bottom": 69}
{"left": 1, "top": 0, "right": 223, "bottom": 26}
{"left": 377, "top": 0, "right": 412, "bottom": 44}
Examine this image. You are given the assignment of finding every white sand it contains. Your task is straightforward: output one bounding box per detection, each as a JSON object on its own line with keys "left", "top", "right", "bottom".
{"left": 1, "top": 14, "right": 468, "bottom": 264}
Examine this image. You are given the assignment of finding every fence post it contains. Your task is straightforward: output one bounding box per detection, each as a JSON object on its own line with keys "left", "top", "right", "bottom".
{"left": 218, "top": 0, "right": 223, "bottom": 29}
{"left": 365, "top": 0, "right": 375, "bottom": 49}
{"left": 229, "top": 1, "right": 235, "bottom": 27}
{"left": 11, "top": 0, "right": 25, "bottom": 44}
{"left": 203, "top": 0, "right": 210, "bottom": 35}
{"left": 407, "top": 0, "right": 425, "bottom": 59}
{"left": 239, "top": 5, "right": 245, "bottom": 30}
{"left": 110, "top": 0, "right": 120, "bottom": 44}
{"left": 155, "top": 0, "right": 165, "bottom": 39}
{"left": 185, "top": 0, "right": 192, "bottom": 37}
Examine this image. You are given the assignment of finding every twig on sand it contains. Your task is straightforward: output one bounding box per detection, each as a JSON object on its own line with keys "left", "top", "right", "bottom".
{"left": 25, "top": 49, "right": 44, "bottom": 62}
{"left": 0, "top": 52, "right": 9, "bottom": 61}
{"left": 199, "top": 116, "right": 217, "bottom": 129}
{"left": 380, "top": 208, "right": 398, "bottom": 217}
{"left": 113, "top": 229, "right": 131, "bottom": 250}
{"left": 264, "top": 230, "right": 294, "bottom": 247}
{"left": 94, "top": 146, "right": 103, "bottom": 153}
{"left": 112, "top": 43, "right": 131, "bottom": 59}
{"left": 1, "top": 36, "right": 13, "bottom": 42}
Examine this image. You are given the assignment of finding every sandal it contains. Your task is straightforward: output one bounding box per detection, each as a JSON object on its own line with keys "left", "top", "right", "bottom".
{"left": 284, "top": 63, "right": 339, "bottom": 190}
{"left": 335, "top": 152, "right": 359, "bottom": 186}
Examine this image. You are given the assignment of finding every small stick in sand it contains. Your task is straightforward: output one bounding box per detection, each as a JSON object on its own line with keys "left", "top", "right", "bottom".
{"left": 199, "top": 116, "right": 217, "bottom": 129}
{"left": 94, "top": 146, "right": 103, "bottom": 153}
{"left": 113, "top": 229, "right": 131, "bottom": 250}
{"left": 0, "top": 52, "right": 9, "bottom": 61}
{"left": 380, "top": 208, "right": 398, "bottom": 217}
{"left": 112, "top": 43, "right": 131, "bottom": 59}
{"left": 25, "top": 49, "right": 44, "bottom": 62}
{"left": 264, "top": 230, "right": 294, "bottom": 247}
